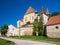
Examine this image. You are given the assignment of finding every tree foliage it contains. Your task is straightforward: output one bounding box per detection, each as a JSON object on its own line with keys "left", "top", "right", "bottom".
{"left": 33, "top": 14, "right": 44, "bottom": 36}
{"left": 51, "top": 12, "right": 60, "bottom": 17}
{"left": 38, "top": 15, "right": 44, "bottom": 36}
{"left": 1, "top": 25, "right": 8, "bottom": 36}
{"left": 33, "top": 17, "right": 38, "bottom": 36}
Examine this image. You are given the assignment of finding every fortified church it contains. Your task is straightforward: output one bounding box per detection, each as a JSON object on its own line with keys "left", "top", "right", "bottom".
{"left": 7, "top": 6, "right": 49, "bottom": 36}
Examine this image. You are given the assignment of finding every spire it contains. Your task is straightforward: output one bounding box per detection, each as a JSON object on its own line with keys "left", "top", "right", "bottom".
{"left": 25, "top": 6, "right": 37, "bottom": 15}
{"left": 45, "top": 8, "right": 50, "bottom": 15}
{"left": 40, "top": 6, "right": 44, "bottom": 14}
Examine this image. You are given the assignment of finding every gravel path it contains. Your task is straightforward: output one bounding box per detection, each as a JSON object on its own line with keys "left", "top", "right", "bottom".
{"left": 0, "top": 37, "right": 56, "bottom": 45}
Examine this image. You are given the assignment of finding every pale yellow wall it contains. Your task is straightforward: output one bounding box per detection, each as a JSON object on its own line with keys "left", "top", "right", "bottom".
{"left": 46, "top": 24, "right": 60, "bottom": 38}
{"left": 23, "top": 13, "right": 38, "bottom": 24}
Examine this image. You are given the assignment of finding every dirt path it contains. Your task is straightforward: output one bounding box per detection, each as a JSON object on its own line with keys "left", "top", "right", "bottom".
{"left": 0, "top": 37, "right": 57, "bottom": 45}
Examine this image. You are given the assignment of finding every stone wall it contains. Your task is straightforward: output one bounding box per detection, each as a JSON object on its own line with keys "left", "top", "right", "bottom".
{"left": 20, "top": 26, "right": 33, "bottom": 36}
{"left": 46, "top": 24, "right": 60, "bottom": 38}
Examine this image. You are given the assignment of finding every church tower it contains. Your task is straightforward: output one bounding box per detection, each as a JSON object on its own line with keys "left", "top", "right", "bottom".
{"left": 23, "top": 6, "right": 38, "bottom": 24}
{"left": 39, "top": 7, "right": 49, "bottom": 25}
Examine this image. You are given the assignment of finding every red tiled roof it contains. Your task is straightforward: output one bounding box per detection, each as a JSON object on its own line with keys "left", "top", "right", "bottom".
{"left": 46, "top": 15, "right": 60, "bottom": 26}
{"left": 25, "top": 6, "right": 37, "bottom": 15}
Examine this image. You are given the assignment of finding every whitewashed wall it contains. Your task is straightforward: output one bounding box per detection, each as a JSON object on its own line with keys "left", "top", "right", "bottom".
{"left": 43, "top": 14, "right": 48, "bottom": 25}
{"left": 7, "top": 25, "right": 19, "bottom": 36}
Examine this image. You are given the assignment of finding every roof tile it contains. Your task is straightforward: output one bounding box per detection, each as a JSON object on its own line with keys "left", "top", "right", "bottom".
{"left": 46, "top": 15, "right": 60, "bottom": 26}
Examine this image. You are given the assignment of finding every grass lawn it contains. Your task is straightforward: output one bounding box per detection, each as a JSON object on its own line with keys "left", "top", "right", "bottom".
{"left": 0, "top": 38, "right": 15, "bottom": 45}
{"left": 9, "top": 36, "right": 60, "bottom": 42}
{"left": 8, "top": 36, "right": 60, "bottom": 45}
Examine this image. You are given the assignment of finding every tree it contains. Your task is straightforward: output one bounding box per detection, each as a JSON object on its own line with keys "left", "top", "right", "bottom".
{"left": 33, "top": 17, "right": 38, "bottom": 36}
{"left": 51, "top": 12, "right": 60, "bottom": 17}
{"left": 38, "top": 15, "right": 44, "bottom": 36}
{"left": 1, "top": 25, "right": 8, "bottom": 36}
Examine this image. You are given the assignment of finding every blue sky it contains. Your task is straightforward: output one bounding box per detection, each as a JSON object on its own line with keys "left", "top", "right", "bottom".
{"left": 0, "top": 0, "right": 60, "bottom": 27}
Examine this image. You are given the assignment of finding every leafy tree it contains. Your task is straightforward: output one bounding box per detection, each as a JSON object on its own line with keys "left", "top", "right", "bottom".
{"left": 1, "top": 25, "right": 8, "bottom": 36}
{"left": 51, "top": 12, "right": 60, "bottom": 17}
{"left": 33, "top": 17, "right": 38, "bottom": 36}
{"left": 38, "top": 15, "right": 44, "bottom": 36}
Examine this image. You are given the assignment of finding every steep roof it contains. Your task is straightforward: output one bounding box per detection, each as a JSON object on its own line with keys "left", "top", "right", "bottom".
{"left": 46, "top": 15, "right": 60, "bottom": 26}
{"left": 40, "top": 7, "right": 44, "bottom": 14}
{"left": 25, "top": 6, "right": 37, "bottom": 15}
{"left": 45, "top": 8, "right": 50, "bottom": 16}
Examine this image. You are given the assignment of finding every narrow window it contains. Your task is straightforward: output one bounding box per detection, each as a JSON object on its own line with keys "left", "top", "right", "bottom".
{"left": 19, "top": 22, "right": 21, "bottom": 26}
{"left": 25, "top": 18, "right": 27, "bottom": 21}
{"left": 32, "top": 16, "right": 33, "bottom": 20}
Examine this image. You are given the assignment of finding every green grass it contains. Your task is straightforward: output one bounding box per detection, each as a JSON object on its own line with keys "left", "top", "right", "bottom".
{"left": 0, "top": 38, "right": 15, "bottom": 45}
{"left": 9, "top": 36, "right": 60, "bottom": 42}
{"left": 8, "top": 36, "right": 60, "bottom": 45}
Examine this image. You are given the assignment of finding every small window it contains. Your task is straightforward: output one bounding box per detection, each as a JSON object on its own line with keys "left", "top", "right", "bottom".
{"left": 56, "top": 26, "right": 59, "bottom": 29}
{"left": 35, "top": 12, "right": 38, "bottom": 14}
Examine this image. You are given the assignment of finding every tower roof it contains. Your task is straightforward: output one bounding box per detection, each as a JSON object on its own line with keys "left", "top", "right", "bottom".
{"left": 25, "top": 6, "right": 37, "bottom": 15}
{"left": 45, "top": 8, "right": 49, "bottom": 15}
{"left": 40, "top": 7, "right": 44, "bottom": 14}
